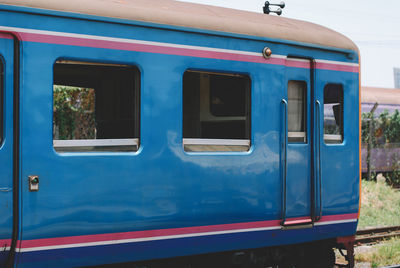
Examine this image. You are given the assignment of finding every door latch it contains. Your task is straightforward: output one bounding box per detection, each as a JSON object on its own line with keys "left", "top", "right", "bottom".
{"left": 28, "top": 175, "right": 39, "bottom": 191}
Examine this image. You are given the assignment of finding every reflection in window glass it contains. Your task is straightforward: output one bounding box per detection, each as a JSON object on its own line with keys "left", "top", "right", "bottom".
{"left": 183, "top": 71, "right": 251, "bottom": 152}
{"left": 324, "top": 84, "right": 343, "bottom": 144}
{"left": 53, "top": 86, "right": 96, "bottom": 140}
{"left": 288, "top": 81, "right": 307, "bottom": 143}
{"left": 53, "top": 61, "right": 140, "bottom": 152}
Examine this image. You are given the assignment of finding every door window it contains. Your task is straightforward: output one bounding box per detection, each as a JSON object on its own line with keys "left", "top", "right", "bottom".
{"left": 324, "top": 84, "right": 344, "bottom": 144}
{"left": 288, "top": 80, "right": 307, "bottom": 143}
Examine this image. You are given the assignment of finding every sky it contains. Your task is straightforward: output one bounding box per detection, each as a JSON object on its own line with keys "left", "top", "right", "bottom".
{"left": 178, "top": 0, "right": 400, "bottom": 88}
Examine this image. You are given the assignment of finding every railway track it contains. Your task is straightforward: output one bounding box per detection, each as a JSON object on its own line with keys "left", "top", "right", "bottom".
{"left": 356, "top": 225, "right": 400, "bottom": 245}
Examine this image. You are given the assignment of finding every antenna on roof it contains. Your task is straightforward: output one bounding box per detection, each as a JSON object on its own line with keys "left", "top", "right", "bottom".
{"left": 263, "top": 1, "right": 285, "bottom": 16}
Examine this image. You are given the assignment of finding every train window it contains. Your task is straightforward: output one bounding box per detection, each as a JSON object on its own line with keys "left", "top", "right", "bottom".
{"left": 288, "top": 81, "right": 307, "bottom": 143}
{"left": 183, "top": 71, "right": 251, "bottom": 152}
{"left": 53, "top": 61, "right": 140, "bottom": 152}
{"left": 324, "top": 84, "right": 343, "bottom": 144}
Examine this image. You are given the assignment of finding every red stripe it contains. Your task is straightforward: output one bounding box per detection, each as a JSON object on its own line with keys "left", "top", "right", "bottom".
{"left": 17, "top": 32, "right": 357, "bottom": 72}
{"left": 19, "top": 213, "right": 356, "bottom": 249}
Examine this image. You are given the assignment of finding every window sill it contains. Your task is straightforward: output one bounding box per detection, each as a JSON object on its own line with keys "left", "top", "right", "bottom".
{"left": 183, "top": 138, "right": 250, "bottom": 152}
{"left": 53, "top": 138, "right": 139, "bottom": 152}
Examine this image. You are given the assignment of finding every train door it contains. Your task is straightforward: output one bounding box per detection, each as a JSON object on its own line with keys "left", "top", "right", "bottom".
{"left": 281, "top": 58, "right": 314, "bottom": 226}
{"left": 0, "top": 33, "right": 14, "bottom": 265}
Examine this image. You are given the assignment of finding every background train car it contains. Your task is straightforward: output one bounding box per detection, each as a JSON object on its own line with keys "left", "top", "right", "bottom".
{"left": 0, "top": 0, "right": 360, "bottom": 267}
{"left": 361, "top": 87, "right": 400, "bottom": 175}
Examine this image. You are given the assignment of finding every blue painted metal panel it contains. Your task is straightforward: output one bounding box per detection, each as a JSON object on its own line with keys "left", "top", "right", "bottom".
{"left": 0, "top": 35, "right": 14, "bottom": 267}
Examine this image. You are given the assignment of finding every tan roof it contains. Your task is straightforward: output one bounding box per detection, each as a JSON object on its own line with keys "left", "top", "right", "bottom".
{"left": 362, "top": 87, "right": 400, "bottom": 105}
{"left": 0, "top": 0, "right": 358, "bottom": 51}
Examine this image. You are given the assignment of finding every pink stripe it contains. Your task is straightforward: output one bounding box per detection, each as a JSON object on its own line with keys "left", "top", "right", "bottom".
{"left": 18, "top": 32, "right": 357, "bottom": 72}
{"left": 316, "top": 62, "right": 358, "bottom": 73}
{"left": 20, "top": 219, "right": 280, "bottom": 248}
{"left": 285, "top": 59, "right": 310, "bottom": 69}
{"left": 0, "top": 32, "right": 13, "bottom": 39}
{"left": 20, "top": 32, "right": 285, "bottom": 65}
{"left": 283, "top": 216, "right": 310, "bottom": 221}
{"left": 319, "top": 213, "right": 358, "bottom": 222}
{"left": 19, "top": 213, "right": 356, "bottom": 249}
{"left": 0, "top": 239, "right": 11, "bottom": 246}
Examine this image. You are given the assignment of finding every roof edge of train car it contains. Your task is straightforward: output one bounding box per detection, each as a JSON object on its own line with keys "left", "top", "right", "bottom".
{"left": 0, "top": 0, "right": 359, "bottom": 53}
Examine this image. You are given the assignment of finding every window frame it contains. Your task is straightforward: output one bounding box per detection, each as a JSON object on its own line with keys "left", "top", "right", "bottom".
{"left": 182, "top": 70, "right": 251, "bottom": 152}
{"left": 52, "top": 60, "right": 141, "bottom": 153}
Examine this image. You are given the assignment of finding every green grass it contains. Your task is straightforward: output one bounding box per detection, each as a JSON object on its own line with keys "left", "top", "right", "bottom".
{"left": 372, "top": 238, "right": 400, "bottom": 267}
{"left": 355, "top": 180, "right": 400, "bottom": 266}
{"left": 358, "top": 179, "right": 400, "bottom": 229}
{"left": 355, "top": 238, "right": 400, "bottom": 268}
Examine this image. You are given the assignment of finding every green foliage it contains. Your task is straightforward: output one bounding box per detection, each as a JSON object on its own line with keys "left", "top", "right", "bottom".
{"left": 387, "top": 154, "right": 400, "bottom": 186}
{"left": 378, "top": 110, "right": 390, "bottom": 142}
{"left": 362, "top": 108, "right": 400, "bottom": 184}
{"left": 53, "top": 86, "right": 95, "bottom": 140}
{"left": 386, "top": 110, "right": 400, "bottom": 143}
{"left": 362, "top": 109, "right": 400, "bottom": 144}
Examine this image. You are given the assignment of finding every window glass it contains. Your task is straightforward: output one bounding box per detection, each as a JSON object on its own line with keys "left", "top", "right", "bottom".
{"left": 53, "top": 61, "right": 140, "bottom": 152}
{"left": 288, "top": 81, "right": 307, "bottom": 143}
{"left": 324, "top": 84, "right": 343, "bottom": 144}
{"left": 183, "top": 71, "right": 251, "bottom": 152}
{"left": 209, "top": 75, "right": 246, "bottom": 117}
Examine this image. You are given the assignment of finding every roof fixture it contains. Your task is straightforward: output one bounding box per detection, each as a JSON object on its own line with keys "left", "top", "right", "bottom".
{"left": 263, "top": 1, "right": 285, "bottom": 16}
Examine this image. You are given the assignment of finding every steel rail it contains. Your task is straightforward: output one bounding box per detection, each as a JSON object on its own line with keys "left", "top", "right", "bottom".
{"left": 356, "top": 225, "right": 400, "bottom": 244}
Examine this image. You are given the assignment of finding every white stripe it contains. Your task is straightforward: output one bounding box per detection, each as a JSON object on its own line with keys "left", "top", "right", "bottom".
{"left": 315, "top": 59, "right": 359, "bottom": 67}
{"left": 0, "top": 25, "right": 357, "bottom": 68}
{"left": 0, "top": 25, "right": 261, "bottom": 56}
{"left": 19, "top": 226, "right": 281, "bottom": 252}
{"left": 314, "top": 219, "right": 357, "bottom": 226}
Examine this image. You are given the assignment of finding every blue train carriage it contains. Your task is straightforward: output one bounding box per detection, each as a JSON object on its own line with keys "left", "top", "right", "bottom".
{"left": 0, "top": 0, "right": 360, "bottom": 267}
